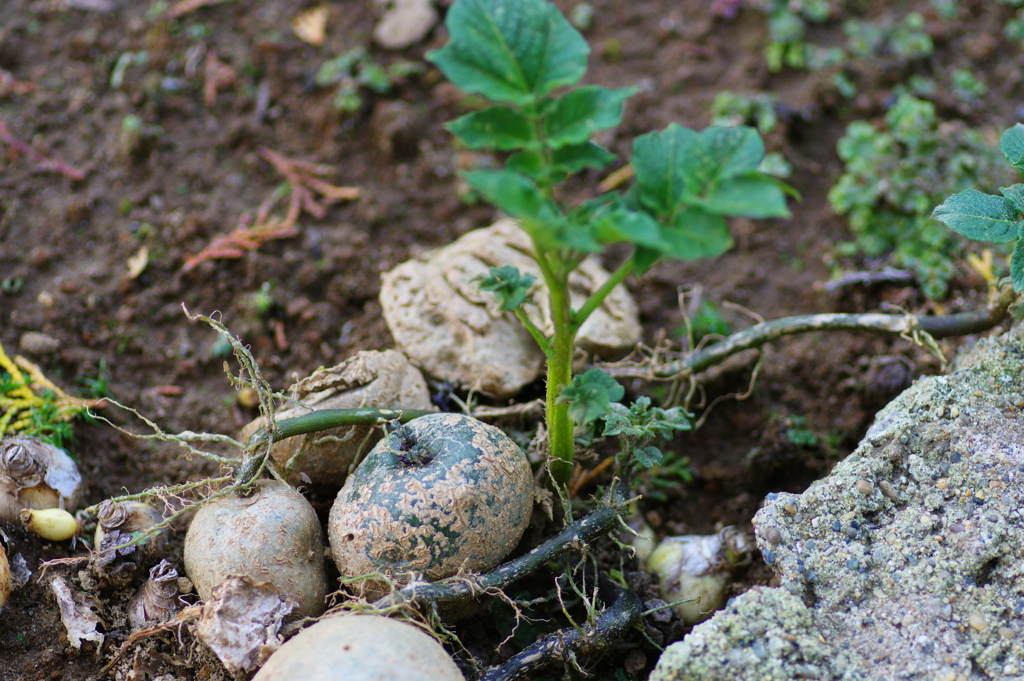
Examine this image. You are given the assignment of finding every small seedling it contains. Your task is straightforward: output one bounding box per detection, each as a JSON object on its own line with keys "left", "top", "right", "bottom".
{"left": 426, "top": 0, "right": 792, "bottom": 484}
{"left": 314, "top": 48, "right": 423, "bottom": 114}
{"left": 931, "top": 123, "right": 1024, "bottom": 301}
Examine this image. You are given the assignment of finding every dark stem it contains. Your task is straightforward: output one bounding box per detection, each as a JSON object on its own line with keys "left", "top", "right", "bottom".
{"left": 480, "top": 574, "right": 643, "bottom": 681}
{"left": 369, "top": 504, "right": 625, "bottom": 611}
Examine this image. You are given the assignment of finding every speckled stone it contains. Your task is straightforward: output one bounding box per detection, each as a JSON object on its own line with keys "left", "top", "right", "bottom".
{"left": 652, "top": 325, "right": 1024, "bottom": 680}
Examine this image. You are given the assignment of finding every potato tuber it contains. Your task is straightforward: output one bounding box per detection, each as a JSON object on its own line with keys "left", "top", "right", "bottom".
{"left": 252, "top": 614, "right": 464, "bottom": 680}
{"left": 184, "top": 480, "right": 327, "bottom": 619}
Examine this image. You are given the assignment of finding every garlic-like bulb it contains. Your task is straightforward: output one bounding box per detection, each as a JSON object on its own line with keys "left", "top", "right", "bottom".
{"left": 128, "top": 559, "right": 180, "bottom": 629}
{"left": 0, "top": 542, "right": 10, "bottom": 608}
{"left": 20, "top": 507, "right": 79, "bottom": 541}
{"left": 646, "top": 527, "right": 754, "bottom": 625}
{"left": 94, "top": 500, "right": 164, "bottom": 548}
{"left": 91, "top": 500, "right": 167, "bottom": 587}
{"left": 0, "top": 436, "right": 83, "bottom": 522}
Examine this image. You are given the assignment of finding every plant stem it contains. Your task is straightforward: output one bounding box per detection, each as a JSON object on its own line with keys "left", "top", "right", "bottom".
{"left": 546, "top": 267, "right": 577, "bottom": 486}
{"left": 480, "top": 575, "right": 641, "bottom": 681}
{"left": 572, "top": 256, "right": 635, "bottom": 331}
{"left": 237, "top": 407, "right": 435, "bottom": 485}
{"left": 605, "top": 285, "right": 1019, "bottom": 379}
{"left": 367, "top": 503, "right": 624, "bottom": 610}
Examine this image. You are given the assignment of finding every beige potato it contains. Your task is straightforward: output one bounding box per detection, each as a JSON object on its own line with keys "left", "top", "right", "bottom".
{"left": 253, "top": 614, "right": 463, "bottom": 681}
{"left": 184, "top": 480, "right": 327, "bottom": 619}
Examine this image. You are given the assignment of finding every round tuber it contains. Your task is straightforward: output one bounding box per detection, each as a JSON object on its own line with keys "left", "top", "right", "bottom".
{"left": 328, "top": 413, "right": 532, "bottom": 598}
{"left": 252, "top": 614, "right": 464, "bottom": 681}
{"left": 184, "top": 480, "right": 327, "bottom": 619}
{"left": 238, "top": 350, "right": 434, "bottom": 490}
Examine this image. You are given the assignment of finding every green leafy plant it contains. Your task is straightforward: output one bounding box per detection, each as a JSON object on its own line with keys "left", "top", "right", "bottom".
{"left": 844, "top": 13, "right": 933, "bottom": 61}
{"left": 709, "top": 91, "right": 792, "bottom": 178}
{"left": 315, "top": 48, "right": 422, "bottom": 113}
{"left": 426, "top": 0, "right": 792, "bottom": 485}
{"left": 931, "top": 123, "right": 1024, "bottom": 296}
{"left": 757, "top": 0, "right": 842, "bottom": 72}
{"left": 828, "top": 94, "right": 1013, "bottom": 299}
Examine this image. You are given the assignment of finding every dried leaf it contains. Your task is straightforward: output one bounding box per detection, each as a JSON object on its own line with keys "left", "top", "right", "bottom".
{"left": 203, "top": 52, "right": 237, "bottom": 106}
{"left": 164, "top": 0, "right": 230, "bottom": 20}
{"left": 126, "top": 246, "right": 148, "bottom": 280}
{"left": 51, "top": 576, "right": 105, "bottom": 649}
{"left": 292, "top": 6, "right": 329, "bottom": 46}
{"left": 194, "top": 576, "right": 296, "bottom": 675}
{"left": 182, "top": 148, "right": 359, "bottom": 270}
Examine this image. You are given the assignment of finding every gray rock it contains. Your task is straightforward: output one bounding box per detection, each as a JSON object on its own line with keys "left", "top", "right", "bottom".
{"left": 652, "top": 326, "right": 1024, "bottom": 680}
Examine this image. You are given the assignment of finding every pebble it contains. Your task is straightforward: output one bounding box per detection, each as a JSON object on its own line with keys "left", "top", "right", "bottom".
{"left": 968, "top": 612, "right": 988, "bottom": 631}
{"left": 373, "top": 0, "right": 438, "bottom": 49}
{"left": 763, "top": 527, "right": 782, "bottom": 546}
{"left": 784, "top": 503, "right": 798, "bottom": 515}
{"left": 18, "top": 331, "right": 61, "bottom": 356}
{"left": 855, "top": 479, "right": 873, "bottom": 495}
{"left": 879, "top": 480, "right": 898, "bottom": 499}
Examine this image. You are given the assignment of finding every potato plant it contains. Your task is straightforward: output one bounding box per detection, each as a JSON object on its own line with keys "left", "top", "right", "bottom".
{"left": 426, "top": 0, "right": 792, "bottom": 486}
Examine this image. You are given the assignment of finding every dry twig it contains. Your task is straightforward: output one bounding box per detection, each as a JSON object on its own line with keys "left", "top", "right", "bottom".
{"left": 181, "top": 149, "right": 359, "bottom": 270}
{"left": 0, "top": 119, "right": 86, "bottom": 180}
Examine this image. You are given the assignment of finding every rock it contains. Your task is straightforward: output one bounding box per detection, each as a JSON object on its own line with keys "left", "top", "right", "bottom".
{"left": 18, "top": 332, "right": 60, "bottom": 357}
{"left": 379, "top": 220, "right": 641, "bottom": 397}
{"left": 652, "top": 326, "right": 1024, "bottom": 680}
{"left": 238, "top": 350, "right": 434, "bottom": 489}
{"left": 373, "top": 0, "right": 438, "bottom": 50}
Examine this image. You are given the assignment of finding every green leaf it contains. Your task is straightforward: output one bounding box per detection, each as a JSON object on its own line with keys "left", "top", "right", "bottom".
{"left": 556, "top": 369, "right": 624, "bottom": 427}
{"left": 550, "top": 142, "right": 617, "bottom": 174}
{"left": 999, "top": 184, "right": 1024, "bottom": 214}
{"left": 1000, "top": 123, "right": 1024, "bottom": 170}
{"left": 631, "top": 124, "right": 700, "bottom": 215}
{"left": 1013, "top": 225, "right": 1024, "bottom": 292}
{"left": 632, "top": 246, "right": 661, "bottom": 275}
{"left": 592, "top": 208, "right": 664, "bottom": 249}
{"left": 542, "top": 86, "right": 635, "bottom": 148}
{"left": 632, "top": 445, "right": 664, "bottom": 469}
{"left": 704, "top": 172, "right": 791, "bottom": 218}
{"left": 505, "top": 150, "right": 545, "bottom": 178}
{"left": 462, "top": 169, "right": 554, "bottom": 220}
{"left": 661, "top": 206, "right": 733, "bottom": 260}
{"left": 679, "top": 126, "right": 765, "bottom": 198}
{"left": 447, "top": 107, "right": 536, "bottom": 150}
{"left": 476, "top": 265, "right": 537, "bottom": 310}
{"left": 426, "top": 0, "right": 589, "bottom": 106}
{"left": 931, "top": 189, "right": 1020, "bottom": 242}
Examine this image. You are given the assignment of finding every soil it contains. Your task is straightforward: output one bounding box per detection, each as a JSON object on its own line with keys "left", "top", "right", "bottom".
{"left": 0, "top": 1, "right": 1020, "bottom": 680}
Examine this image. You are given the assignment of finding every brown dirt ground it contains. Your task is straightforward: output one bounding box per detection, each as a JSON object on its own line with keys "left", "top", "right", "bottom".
{"left": 0, "top": 1, "right": 1021, "bottom": 679}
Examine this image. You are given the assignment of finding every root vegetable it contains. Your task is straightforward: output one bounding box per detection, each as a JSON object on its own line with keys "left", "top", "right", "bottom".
{"left": 0, "top": 542, "right": 9, "bottom": 608}
{"left": 238, "top": 350, "right": 434, "bottom": 489}
{"left": 20, "top": 507, "right": 78, "bottom": 541}
{"left": 252, "top": 614, "right": 464, "bottom": 681}
{"left": 184, "top": 480, "right": 327, "bottom": 619}
{"left": 128, "top": 559, "right": 180, "bottom": 629}
{"left": 92, "top": 499, "right": 166, "bottom": 583}
{"left": 0, "top": 436, "right": 82, "bottom": 522}
{"left": 646, "top": 527, "right": 754, "bottom": 624}
{"left": 328, "top": 413, "right": 532, "bottom": 598}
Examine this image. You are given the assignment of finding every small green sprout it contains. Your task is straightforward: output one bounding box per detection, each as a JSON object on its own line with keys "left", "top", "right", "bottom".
{"left": 315, "top": 48, "right": 423, "bottom": 114}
